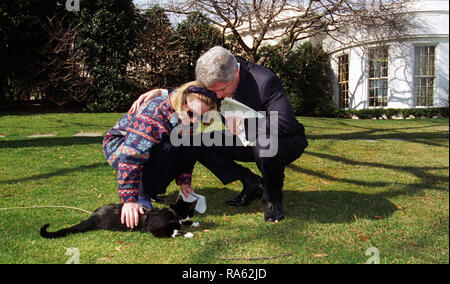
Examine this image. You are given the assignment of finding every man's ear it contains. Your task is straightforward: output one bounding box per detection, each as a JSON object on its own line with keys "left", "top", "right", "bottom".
{"left": 233, "top": 69, "right": 240, "bottom": 88}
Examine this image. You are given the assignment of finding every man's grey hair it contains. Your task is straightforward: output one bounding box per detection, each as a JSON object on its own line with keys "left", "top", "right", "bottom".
{"left": 195, "top": 46, "right": 238, "bottom": 88}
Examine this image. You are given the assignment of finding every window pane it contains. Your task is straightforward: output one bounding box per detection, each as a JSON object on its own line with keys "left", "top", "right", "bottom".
{"left": 414, "top": 47, "right": 421, "bottom": 74}
{"left": 368, "top": 47, "right": 389, "bottom": 107}
{"left": 338, "top": 54, "right": 349, "bottom": 108}
{"left": 414, "top": 46, "right": 435, "bottom": 106}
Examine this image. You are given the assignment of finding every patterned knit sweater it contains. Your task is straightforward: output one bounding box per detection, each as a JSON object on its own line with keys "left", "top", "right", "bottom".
{"left": 102, "top": 94, "right": 192, "bottom": 203}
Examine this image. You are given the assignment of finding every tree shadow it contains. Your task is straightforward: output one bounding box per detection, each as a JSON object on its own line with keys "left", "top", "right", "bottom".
{"left": 165, "top": 187, "right": 399, "bottom": 263}
{"left": 0, "top": 162, "right": 107, "bottom": 184}
{"left": 157, "top": 149, "right": 447, "bottom": 225}
{"left": 3, "top": 147, "right": 446, "bottom": 223}
{"left": 0, "top": 136, "right": 104, "bottom": 149}
{"left": 292, "top": 151, "right": 449, "bottom": 194}
{"left": 306, "top": 119, "right": 449, "bottom": 148}
{"left": 162, "top": 187, "right": 397, "bottom": 224}
{"left": 284, "top": 190, "right": 397, "bottom": 223}
{"left": 308, "top": 129, "right": 448, "bottom": 148}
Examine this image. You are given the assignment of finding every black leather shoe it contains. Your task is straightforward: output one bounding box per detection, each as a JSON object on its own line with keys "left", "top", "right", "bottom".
{"left": 226, "top": 176, "right": 263, "bottom": 207}
{"left": 264, "top": 201, "right": 284, "bottom": 222}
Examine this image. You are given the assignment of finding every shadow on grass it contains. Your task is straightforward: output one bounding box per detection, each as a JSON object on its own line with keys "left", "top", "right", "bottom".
{"left": 0, "top": 136, "right": 104, "bottom": 149}
{"left": 163, "top": 187, "right": 397, "bottom": 224}
{"left": 7, "top": 149, "right": 444, "bottom": 223}
{"left": 161, "top": 187, "right": 398, "bottom": 263}
{"left": 291, "top": 151, "right": 449, "bottom": 194}
{"left": 307, "top": 120, "right": 449, "bottom": 148}
{"left": 0, "top": 162, "right": 108, "bottom": 184}
{"left": 3, "top": 148, "right": 446, "bottom": 223}
{"left": 160, "top": 146, "right": 448, "bottom": 225}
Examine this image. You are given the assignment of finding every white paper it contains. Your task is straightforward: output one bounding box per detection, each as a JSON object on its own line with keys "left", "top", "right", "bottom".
{"left": 220, "top": 97, "right": 264, "bottom": 119}
{"left": 220, "top": 97, "right": 264, "bottom": 146}
{"left": 179, "top": 191, "right": 207, "bottom": 214}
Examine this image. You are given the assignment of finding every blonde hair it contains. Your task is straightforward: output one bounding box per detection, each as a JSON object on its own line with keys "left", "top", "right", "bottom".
{"left": 170, "top": 81, "right": 218, "bottom": 124}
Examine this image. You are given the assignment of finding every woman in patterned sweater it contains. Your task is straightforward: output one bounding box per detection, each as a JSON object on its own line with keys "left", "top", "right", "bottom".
{"left": 103, "top": 81, "right": 217, "bottom": 228}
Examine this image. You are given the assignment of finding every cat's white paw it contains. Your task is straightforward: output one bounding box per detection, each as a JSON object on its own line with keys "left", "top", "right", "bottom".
{"left": 171, "top": 230, "right": 179, "bottom": 238}
{"left": 191, "top": 221, "right": 200, "bottom": 227}
{"left": 184, "top": 232, "right": 194, "bottom": 238}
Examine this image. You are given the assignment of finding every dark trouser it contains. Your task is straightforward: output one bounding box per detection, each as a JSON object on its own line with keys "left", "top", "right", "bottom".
{"left": 140, "top": 138, "right": 196, "bottom": 198}
{"left": 195, "top": 124, "right": 308, "bottom": 203}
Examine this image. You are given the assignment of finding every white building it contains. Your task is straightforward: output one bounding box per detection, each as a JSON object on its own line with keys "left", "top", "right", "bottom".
{"left": 324, "top": 0, "right": 449, "bottom": 109}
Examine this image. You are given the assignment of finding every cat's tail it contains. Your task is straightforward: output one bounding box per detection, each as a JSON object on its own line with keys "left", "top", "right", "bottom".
{"left": 40, "top": 219, "right": 95, "bottom": 239}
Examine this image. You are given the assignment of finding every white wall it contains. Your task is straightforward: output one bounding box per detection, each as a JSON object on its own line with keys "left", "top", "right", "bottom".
{"left": 435, "top": 40, "right": 449, "bottom": 107}
{"left": 327, "top": 0, "right": 449, "bottom": 109}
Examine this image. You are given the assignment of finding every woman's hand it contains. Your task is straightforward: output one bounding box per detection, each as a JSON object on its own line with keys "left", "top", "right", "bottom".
{"left": 180, "top": 184, "right": 194, "bottom": 199}
{"left": 121, "top": 202, "right": 145, "bottom": 228}
{"left": 128, "top": 89, "right": 163, "bottom": 114}
{"left": 225, "top": 116, "right": 245, "bottom": 135}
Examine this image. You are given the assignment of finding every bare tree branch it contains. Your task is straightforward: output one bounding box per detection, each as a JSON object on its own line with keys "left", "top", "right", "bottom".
{"left": 162, "top": 0, "right": 415, "bottom": 61}
{"left": 38, "top": 15, "right": 92, "bottom": 106}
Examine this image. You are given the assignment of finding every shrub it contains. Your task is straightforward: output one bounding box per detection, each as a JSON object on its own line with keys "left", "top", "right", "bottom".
{"left": 128, "top": 5, "right": 182, "bottom": 92}
{"left": 176, "top": 12, "right": 223, "bottom": 83}
{"left": 37, "top": 12, "right": 93, "bottom": 107}
{"left": 0, "top": 0, "right": 58, "bottom": 105}
{"left": 263, "top": 42, "right": 337, "bottom": 117}
{"left": 345, "top": 107, "right": 449, "bottom": 119}
{"left": 78, "top": 0, "right": 136, "bottom": 112}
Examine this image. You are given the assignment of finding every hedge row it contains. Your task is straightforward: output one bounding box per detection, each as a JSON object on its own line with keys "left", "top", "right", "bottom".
{"left": 336, "top": 107, "right": 449, "bottom": 119}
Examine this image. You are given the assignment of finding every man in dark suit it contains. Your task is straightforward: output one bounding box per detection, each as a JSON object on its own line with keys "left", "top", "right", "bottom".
{"left": 194, "top": 46, "right": 308, "bottom": 222}
{"left": 130, "top": 46, "right": 307, "bottom": 222}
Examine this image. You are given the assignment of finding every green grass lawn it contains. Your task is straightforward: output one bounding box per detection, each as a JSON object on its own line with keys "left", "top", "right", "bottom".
{"left": 0, "top": 113, "right": 448, "bottom": 264}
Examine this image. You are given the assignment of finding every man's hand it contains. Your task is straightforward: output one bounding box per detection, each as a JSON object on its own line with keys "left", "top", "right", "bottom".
{"left": 128, "top": 89, "right": 163, "bottom": 114}
{"left": 121, "top": 202, "right": 145, "bottom": 229}
{"left": 225, "top": 116, "right": 245, "bottom": 135}
{"left": 180, "top": 184, "right": 194, "bottom": 199}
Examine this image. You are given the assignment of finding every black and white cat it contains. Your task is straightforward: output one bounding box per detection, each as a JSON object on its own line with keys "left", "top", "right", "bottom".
{"left": 40, "top": 196, "right": 199, "bottom": 239}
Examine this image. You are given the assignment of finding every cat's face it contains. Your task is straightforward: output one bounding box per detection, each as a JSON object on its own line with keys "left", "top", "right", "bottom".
{"left": 170, "top": 195, "right": 197, "bottom": 220}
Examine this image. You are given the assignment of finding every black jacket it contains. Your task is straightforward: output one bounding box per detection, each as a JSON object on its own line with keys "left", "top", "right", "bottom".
{"left": 234, "top": 58, "right": 305, "bottom": 139}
